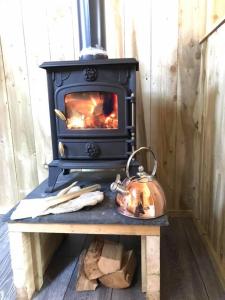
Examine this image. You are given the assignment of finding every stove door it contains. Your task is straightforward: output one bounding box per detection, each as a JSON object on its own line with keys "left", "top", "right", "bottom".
{"left": 55, "top": 83, "right": 128, "bottom": 137}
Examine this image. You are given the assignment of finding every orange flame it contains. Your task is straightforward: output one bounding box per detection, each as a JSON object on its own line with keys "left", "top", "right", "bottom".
{"left": 65, "top": 92, "right": 118, "bottom": 130}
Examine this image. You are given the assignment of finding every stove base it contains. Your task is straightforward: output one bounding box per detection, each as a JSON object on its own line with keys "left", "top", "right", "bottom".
{"left": 46, "top": 159, "right": 138, "bottom": 193}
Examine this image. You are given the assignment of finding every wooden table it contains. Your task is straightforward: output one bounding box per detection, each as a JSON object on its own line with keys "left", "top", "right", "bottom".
{"left": 5, "top": 172, "right": 168, "bottom": 300}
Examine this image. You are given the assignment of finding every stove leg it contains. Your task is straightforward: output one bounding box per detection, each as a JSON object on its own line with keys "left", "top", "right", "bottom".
{"left": 46, "top": 165, "right": 63, "bottom": 193}
{"left": 63, "top": 169, "right": 70, "bottom": 175}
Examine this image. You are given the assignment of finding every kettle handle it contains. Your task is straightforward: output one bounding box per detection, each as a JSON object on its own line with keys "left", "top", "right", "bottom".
{"left": 126, "top": 147, "right": 157, "bottom": 179}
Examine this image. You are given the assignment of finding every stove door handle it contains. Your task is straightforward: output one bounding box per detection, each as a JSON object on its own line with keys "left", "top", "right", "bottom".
{"left": 58, "top": 141, "right": 65, "bottom": 157}
{"left": 54, "top": 109, "right": 66, "bottom": 122}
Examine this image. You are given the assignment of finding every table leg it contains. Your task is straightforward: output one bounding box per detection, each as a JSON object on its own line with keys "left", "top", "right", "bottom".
{"left": 146, "top": 235, "right": 160, "bottom": 300}
{"left": 8, "top": 230, "right": 64, "bottom": 299}
{"left": 9, "top": 232, "right": 36, "bottom": 300}
{"left": 141, "top": 236, "right": 147, "bottom": 292}
{"left": 30, "top": 233, "right": 44, "bottom": 290}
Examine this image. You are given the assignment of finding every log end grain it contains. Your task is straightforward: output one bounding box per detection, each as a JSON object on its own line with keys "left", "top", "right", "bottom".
{"left": 84, "top": 237, "right": 104, "bottom": 280}
{"left": 97, "top": 240, "right": 124, "bottom": 275}
{"left": 99, "top": 250, "right": 137, "bottom": 289}
{"left": 76, "top": 249, "right": 98, "bottom": 291}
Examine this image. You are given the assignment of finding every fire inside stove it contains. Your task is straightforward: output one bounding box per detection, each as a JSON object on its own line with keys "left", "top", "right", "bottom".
{"left": 65, "top": 92, "right": 118, "bottom": 130}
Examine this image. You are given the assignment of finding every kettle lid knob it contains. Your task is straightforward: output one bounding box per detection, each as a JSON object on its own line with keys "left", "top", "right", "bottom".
{"left": 137, "top": 165, "right": 148, "bottom": 178}
{"left": 138, "top": 165, "right": 144, "bottom": 172}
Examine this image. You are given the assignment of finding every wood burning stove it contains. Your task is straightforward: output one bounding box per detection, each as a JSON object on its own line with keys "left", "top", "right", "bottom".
{"left": 40, "top": 59, "right": 138, "bottom": 192}
{"left": 40, "top": 0, "right": 139, "bottom": 192}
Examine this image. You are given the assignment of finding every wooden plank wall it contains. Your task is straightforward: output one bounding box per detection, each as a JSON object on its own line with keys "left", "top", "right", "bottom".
{"left": 0, "top": 0, "right": 205, "bottom": 212}
{"left": 206, "top": 0, "right": 225, "bottom": 30}
{"left": 194, "top": 21, "right": 225, "bottom": 286}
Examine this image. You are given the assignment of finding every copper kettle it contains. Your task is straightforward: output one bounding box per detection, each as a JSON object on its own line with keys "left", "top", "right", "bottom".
{"left": 110, "top": 147, "right": 166, "bottom": 219}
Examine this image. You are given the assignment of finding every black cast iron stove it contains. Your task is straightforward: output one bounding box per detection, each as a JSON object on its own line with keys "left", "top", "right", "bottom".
{"left": 40, "top": 0, "right": 139, "bottom": 192}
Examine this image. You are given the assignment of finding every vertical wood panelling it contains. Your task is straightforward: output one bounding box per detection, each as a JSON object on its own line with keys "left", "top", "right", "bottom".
{"left": 123, "top": 0, "right": 151, "bottom": 166}
{"left": 21, "top": 0, "right": 51, "bottom": 183}
{"left": 72, "top": 1, "right": 81, "bottom": 60}
{"left": 0, "top": 0, "right": 38, "bottom": 203}
{"left": 215, "top": 29, "right": 225, "bottom": 268}
{"left": 0, "top": 40, "right": 18, "bottom": 212}
{"left": 0, "top": 0, "right": 206, "bottom": 213}
{"left": 196, "top": 23, "right": 225, "bottom": 278}
{"left": 105, "top": 0, "right": 125, "bottom": 58}
{"left": 209, "top": 30, "right": 225, "bottom": 258}
{"left": 175, "top": 0, "right": 204, "bottom": 210}
{"left": 195, "top": 42, "right": 207, "bottom": 221}
{"left": 150, "top": 0, "right": 178, "bottom": 210}
{"left": 200, "top": 33, "right": 217, "bottom": 232}
{"left": 45, "top": 0, "right": 77, "bottom": 61}
{"left": 206, "top": 0, "right": 225, "bottom": 30}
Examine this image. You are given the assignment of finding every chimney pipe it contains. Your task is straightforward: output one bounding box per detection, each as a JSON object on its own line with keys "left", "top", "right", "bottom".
{"left": 77, "top": 0, "right": 108, "bottom": 60}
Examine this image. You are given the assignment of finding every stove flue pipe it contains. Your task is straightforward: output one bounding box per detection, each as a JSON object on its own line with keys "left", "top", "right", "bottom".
{"left": 77, "top": 0, "right": 108, "bottom": 60}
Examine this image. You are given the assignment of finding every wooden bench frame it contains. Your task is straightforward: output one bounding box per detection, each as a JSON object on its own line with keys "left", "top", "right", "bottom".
{"left": 8, "top": 223, "right": 160, "bottom": 300}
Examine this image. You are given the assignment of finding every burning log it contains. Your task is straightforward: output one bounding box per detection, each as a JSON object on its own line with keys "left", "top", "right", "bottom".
{"left": 65, "top": 91, "right": 118, "bottom": 130}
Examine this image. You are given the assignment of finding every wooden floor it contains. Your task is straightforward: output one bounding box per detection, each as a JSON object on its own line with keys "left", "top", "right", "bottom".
{"left": 0, "top": 216, "right": 224, "bottom": 300}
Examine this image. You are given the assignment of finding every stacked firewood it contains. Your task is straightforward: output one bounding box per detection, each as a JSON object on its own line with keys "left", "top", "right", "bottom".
{"left": 76, "top": 237, "right": 136, "bottom": 291}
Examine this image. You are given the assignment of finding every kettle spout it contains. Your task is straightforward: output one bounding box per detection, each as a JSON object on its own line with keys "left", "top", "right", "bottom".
{"left": 110, "top": 174, "right": 128, "bottom": 195}
{"left": 110, "top": 181, "right": 128, "bottom": 195}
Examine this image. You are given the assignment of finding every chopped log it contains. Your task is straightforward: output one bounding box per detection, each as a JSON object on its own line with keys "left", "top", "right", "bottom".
{"left": 84, "top": 237, "right": 104, "bottom": 280}
{"left": 99, "top": 250, "right": 136, "bottom": 289}
{"left": 76, "top": 249, "right": 98, "bottom": 292}
{"left": 97, "top": 240, "right": 124, "bottom": 274}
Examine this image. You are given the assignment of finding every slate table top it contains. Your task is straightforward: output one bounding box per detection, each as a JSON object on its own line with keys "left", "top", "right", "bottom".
{"left": 4, "top": 171, "right": 169, "bottom": 226}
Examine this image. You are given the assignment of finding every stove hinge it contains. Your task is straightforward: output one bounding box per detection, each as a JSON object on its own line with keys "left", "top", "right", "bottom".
{"left": 125, "top": 93, "right": 135, "bottom": 103}
{"left": 126, "top": 93, "right": 136, "bottom": 153}
{"left": 126, "top": 139, "right": 135, "bottom": 156}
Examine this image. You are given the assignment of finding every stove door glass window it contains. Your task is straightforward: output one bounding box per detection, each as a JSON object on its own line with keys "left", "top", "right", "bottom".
{"left": 64, "top": 92, "right": 118, "bottom": 130}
